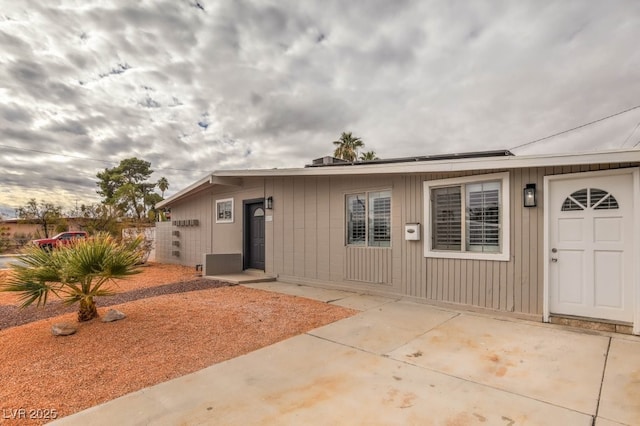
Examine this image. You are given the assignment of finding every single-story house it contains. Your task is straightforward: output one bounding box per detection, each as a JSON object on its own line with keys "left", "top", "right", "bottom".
{"left": 156, "top": 148, "right": 640, "bottom": 335}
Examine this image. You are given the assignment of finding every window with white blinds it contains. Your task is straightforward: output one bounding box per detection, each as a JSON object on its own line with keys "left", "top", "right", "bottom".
{"left": 466, "top": 182, "right": 500, "bottom": 252}
{"left": 215, "top": 198, "right": 234, "bottom": 223}
{"left": 432, "top": 187, "right": 461, "bottom": 250}
{"left": 369, "top": 191, "right": 391, "bottom": 247}
{"left": 424, "top": 173, "right": 510, "bottom": 261}
{"left": 346, "top": 194, "right": 366, "bottom": 245}
{"left": 346, "top": 190, "right": 391, "bottom": 247}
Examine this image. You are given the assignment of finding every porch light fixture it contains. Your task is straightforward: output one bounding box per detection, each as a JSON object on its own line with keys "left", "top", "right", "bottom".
{"left": 265, "top": 196, "right": 273, "bottom": 209}
{"left": 523, "top": 184, "right": 537, "bottom": 207}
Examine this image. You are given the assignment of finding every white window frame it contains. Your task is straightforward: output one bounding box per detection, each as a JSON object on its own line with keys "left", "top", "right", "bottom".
{"left": 423, "top": 172, "right": 510, "bottom": 261}
{"left": 345, "top": 190, "right": 392, "bottom": 248}
{"left": 215, "top": 198, "right": 234, "bottom": 223}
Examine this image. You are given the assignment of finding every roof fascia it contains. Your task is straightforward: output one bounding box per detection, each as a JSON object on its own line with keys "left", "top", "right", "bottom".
{"left": 158, "top": 149, "right": 640, "bottom": 208}
{"left": 209, "top": 176, "right": 243, "bottom": 186}
{"left": 157, "top": 174, "right": 213, "bottom": 208}
{"left": 213, "top": 149, "right": 640, "bottom": 178}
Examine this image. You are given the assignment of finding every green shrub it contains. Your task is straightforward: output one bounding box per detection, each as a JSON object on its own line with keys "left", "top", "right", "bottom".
{"left": 0, "top": 233, "right": 143, "bottom": 322}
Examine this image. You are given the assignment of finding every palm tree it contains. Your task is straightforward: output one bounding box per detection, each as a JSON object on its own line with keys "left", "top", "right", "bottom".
{"left": 333, "top": 132, "right": 364, "bottom": 162}
{"left": 157, "top": 177, "right": 169, "bottom": 198}
{"left": 0, "top": 233, "right": 142, "bottom": 322}
{"left": 359, "top": 150, "right": 379, "bottom": 161}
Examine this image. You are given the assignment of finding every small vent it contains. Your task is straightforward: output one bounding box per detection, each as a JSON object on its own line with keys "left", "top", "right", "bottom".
{"left": 311, "top": 156, "right": 350, "bottom": 166}
{"left": 172, "top": 230, "right": 180, "bottom": 237}
{"left": 172, "top": 251, "right": 180, "bottom": 257}
{"left": 173, "top": 219, "right": 200, "bottom": 227}
{"left": 172, "top": 241, "right": 180, "bottom": 247}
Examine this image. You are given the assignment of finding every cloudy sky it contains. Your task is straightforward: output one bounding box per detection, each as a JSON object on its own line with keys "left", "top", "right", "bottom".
{"left": 2, "top": 0, "right": 640, "bottom": 217}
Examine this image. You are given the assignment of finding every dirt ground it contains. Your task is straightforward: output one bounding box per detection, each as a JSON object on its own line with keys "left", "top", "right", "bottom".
{"left": 0, "top": 263, "right": 356, "bottom": 424}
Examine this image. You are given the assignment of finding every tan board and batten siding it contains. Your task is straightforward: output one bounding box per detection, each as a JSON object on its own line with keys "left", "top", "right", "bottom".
{"left": 156, "top": 178, "right": 265, "bottom": 266}
{"left": 269, "top": 175, "right": 401, "bottom": 291}
{"left": 156, "top": 194, "right": 212, "bottom": 266}
{"left": 157, "top": 162, "right": 636, "bottom": 318}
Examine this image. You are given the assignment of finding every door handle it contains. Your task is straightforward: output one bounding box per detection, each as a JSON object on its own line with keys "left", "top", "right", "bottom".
{"left": 551, "top": 258, "right": 558, "bottom": 263}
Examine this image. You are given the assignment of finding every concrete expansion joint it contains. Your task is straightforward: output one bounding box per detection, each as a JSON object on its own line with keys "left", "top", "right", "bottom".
{"left": 400, "top": 312, "right": 462, "bottom": 349}
{"left": 593, "top": 337, "right": 612, "bottom": 421}
{"left": 305, "top": 332, "right": 381, "bottom": 357}
{"left": 434, "top": 312, "right": 461, "bottom": 328}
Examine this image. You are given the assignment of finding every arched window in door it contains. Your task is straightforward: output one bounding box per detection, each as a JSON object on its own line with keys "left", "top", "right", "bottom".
{"left": 561, "top": 188, "right": 619, "bottom": 211}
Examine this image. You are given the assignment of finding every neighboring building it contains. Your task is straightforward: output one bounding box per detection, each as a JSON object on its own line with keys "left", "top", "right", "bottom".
{"left": 0, "top": 219, "right": 62, "bottom": 251}
{"left": 157, "top": 149, "right": 640, "bottom": 335}
{"left": 0, "top": 217, "right": 87, "bottom": 239}
{"left": 0, "top": 219, "right": 42, "bottom": 239}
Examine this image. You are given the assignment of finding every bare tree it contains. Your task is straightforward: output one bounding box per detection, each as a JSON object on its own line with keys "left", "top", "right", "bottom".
{"left": 16, "top": 199, "right": 62, "bottom": 238}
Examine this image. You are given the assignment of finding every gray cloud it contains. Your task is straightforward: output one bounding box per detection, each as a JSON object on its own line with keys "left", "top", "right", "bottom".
{"left": 0, "top": 29, "right": 30, "bottom": 55}
{"left": 0, "top": 103, "right": 33, "bottom": 124}
{"left": 44, "top": 121, "right": 89, "bottom": 136}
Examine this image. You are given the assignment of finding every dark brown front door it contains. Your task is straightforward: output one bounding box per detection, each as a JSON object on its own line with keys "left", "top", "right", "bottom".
{"left": 244, "top": 201, "right": 265, "bottom": 270}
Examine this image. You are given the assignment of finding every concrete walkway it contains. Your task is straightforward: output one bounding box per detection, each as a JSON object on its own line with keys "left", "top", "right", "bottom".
{"left": 51, "top": 282, "right": 640, "bottom": 425}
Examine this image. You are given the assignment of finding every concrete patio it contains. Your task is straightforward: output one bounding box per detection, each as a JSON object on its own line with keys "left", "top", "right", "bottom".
{"left": 51, "top": 281, "right": 640, "bottom": 425}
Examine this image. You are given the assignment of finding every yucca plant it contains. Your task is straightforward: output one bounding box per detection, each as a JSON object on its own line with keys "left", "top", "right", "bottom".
{"left": 0, "top": 233, "right": 142, "bottom": 322}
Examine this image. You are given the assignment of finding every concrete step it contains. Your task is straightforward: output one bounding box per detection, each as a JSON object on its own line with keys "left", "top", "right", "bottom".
{"left": 204, "top": 271, "right": 276, "bottom": 285}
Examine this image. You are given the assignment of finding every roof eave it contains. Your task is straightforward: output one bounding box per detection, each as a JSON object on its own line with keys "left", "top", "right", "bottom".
{"left": 214, "top": 148, "right": 640, "bottom": 178}
{"left": 159, "top": 149, "right": 640, "bottom": 207}
{"left": 157, "top": 175, "right": 245, "bottom": 208}
{"left": 156, "top": 174, "right": 213, "bottom": 208}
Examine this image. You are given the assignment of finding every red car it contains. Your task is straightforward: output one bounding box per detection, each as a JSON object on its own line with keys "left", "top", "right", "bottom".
{"left": 33, "top": 231, "right": 88, "bottom": 250}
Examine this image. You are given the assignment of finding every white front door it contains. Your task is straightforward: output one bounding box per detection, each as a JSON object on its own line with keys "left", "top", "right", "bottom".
{"left": 548, "top": 172, "right": 634, "bottom": 322}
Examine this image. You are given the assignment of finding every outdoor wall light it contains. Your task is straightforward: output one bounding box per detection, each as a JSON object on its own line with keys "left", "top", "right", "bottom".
{"left": 265, "top": 196, "right": 273, "bottom": 209}
{"left": 523, "top": 184, "right": 537, "bottom": 207}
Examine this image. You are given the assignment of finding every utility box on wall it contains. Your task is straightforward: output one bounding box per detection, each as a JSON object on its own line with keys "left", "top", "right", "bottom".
{"left": 404, "top": 223, "right": 421, "bottom": 241}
